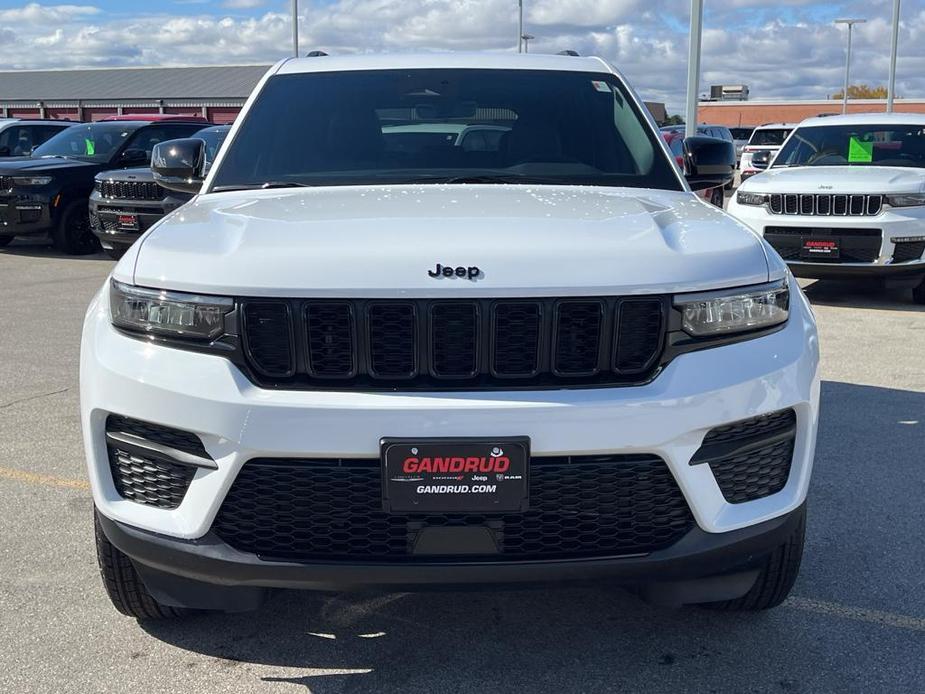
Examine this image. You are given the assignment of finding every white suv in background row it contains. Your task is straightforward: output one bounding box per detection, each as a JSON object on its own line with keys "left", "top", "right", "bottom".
{"left": 729, "top": 113, "right": 925, "bottom": 303}
{"left": 739, "top": 123, "right": 797, "bottom": 182}
{"left": 81, "top": 53, "right": 819, "bottom": 620}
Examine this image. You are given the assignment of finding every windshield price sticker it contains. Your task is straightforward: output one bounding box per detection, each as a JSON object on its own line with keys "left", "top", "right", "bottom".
{"left": 848, "top": 136, "right": 873, "bottom": 163}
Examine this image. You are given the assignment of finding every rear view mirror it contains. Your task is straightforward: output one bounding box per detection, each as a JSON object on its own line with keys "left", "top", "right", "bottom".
{"left": 683, "top": 136, "right": 736, "bottom": 191}
{"left": 152, "top": 138, "right": 206, "bottom": 194}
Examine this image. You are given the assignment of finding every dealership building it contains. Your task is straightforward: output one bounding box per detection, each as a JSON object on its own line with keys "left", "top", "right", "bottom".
{"left": 698, "top": 99, "right": 925, "bottom": 127}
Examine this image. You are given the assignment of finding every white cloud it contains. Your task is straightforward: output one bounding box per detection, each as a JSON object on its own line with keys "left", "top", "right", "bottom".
{"left": 0, "top": 0, "right": 921, "bottom": 112}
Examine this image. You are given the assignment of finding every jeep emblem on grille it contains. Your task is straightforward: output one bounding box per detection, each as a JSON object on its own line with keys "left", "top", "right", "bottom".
{"left": 428, "top": 263, "right": 481, "bottom": 279}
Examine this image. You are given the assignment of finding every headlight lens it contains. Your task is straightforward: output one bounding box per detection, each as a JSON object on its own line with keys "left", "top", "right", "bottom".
{"left": 675, "top": 280, "right": 789, "bottom": 337}
{"left": 12, "top": 176, "right": 53, "bottom": 186}
{"left": 735, "top": 191, "right": 768, "bottom": 206}
{"left": 885, "top": 193, "right": 925, "bottom": 208}
{"left": 110, "top": 280, "right": 233, "bottom": 340}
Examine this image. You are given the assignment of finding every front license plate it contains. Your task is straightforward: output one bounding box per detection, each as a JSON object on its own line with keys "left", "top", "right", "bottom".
{"left": 117, "top": 214, "right": 139, "bottom": 231}
{"left": 381, "top": 437, "right": 529, "bottom": 514}
{"left": 801, "top": 237, "right": 839, "bottom": 259}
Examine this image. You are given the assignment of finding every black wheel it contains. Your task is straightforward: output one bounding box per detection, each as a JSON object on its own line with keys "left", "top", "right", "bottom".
{"left": 702, "top": 507, "right": 805, "bottom": 611}
{"left": 105, "top": 246, "right": 127, "bottom": 260}
{"left": 94, "top": 511, "right": 190, "bottom": 620}
{"left": 709, "top": 187, "right": 724, "bottom": 208}
{"left": 913, "top": 277, "right": 925, "bottom": 305}
{"left": 52, "top": 201, "right": 100, "bottom": 255}
{"left": 0, "top": 235, "right": 13, "bottom": 247}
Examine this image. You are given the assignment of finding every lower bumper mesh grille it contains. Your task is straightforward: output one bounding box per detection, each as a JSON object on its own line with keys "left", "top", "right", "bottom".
{"left": 212, "top": 455, "right": 695, "bottom": 562}
{"left": 692, "top": 409, "right": 796, "bottom": 504}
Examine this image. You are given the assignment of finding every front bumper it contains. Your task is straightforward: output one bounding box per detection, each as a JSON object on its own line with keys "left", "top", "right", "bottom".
{"left": 88, "top": 193, "right": 181, "bottom": 249}
{"left": 0, "top": 192, "right": 55, "bottom": 237}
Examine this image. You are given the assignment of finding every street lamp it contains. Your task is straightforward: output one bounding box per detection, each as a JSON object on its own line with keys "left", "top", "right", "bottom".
{"left": 518, "top": 0, "right": 524, "bottom": 53}
{"left": 291, "top": 0, "right": 299, "bottom": 57}
{"left": 522, "top": 34, "right": 535, "bottom": 53}
{"left": 887, "top": 0, "right": 901, "bottom": 112}
{"left": 834, "top": 18, "right": 866, "bottom": 115}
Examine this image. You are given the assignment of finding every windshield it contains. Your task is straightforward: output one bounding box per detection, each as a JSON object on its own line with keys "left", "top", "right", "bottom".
{"left": 210, "top": 69, "right": 682, "bottom": 191}
{"left": 730, "top": 127, "right": 753, "bottom": 141}
{"left": 749, "top": 128, "right": 791, "bottom": 147}
{"left": 32, "top": 123, "right": 133, "bottom": 162}
{"left": 774, "top": 124, "right": 925, "bottom": 168}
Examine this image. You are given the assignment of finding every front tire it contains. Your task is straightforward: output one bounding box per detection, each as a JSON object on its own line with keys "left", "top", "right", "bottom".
{"left": 702, "top": 507, "right": 805, "bottom": 611}
{"left": 913, "top": 277, "right": 925, "bottom": 305}
{"left": 94, "top": 512, "right": 190, "bottom": 620}
{"left": 52, "top": 201, "right": 100, "bottom": 255}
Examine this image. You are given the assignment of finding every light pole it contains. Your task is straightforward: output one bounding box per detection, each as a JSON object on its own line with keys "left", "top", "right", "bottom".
{"left": 291, "top": 0, "right": 299, "bottom": 57}
{"left": 834, "top": 18, "right": 866, "bottom": 115}
{"left": 518, "top": 1, "right": 524, "bottom": 53}
{"left": 684, "top": 0, "right": 703, "bottom": 140}
{"left": 522, "top": 34, "right": 535, "bottom": 53}
{"left": 887, "top": 0, "right": 901, "bottom": 112}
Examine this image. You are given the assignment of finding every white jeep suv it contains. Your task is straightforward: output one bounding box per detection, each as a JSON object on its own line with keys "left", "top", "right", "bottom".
{"left": 729, "top": 114, "right": 925, "bottom": 303}
{"left": 81, "top": 54, "right": 820, "bottom": 619}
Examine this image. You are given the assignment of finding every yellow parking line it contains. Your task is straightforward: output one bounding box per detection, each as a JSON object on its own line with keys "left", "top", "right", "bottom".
{"left": 0, "top": 466, "right": 91, "bottom": 491}
{"left": 785, "top": 597, "right": 925, "bottom": 632}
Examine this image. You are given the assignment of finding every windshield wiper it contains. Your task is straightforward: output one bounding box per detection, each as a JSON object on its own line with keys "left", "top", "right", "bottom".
{"left": 211, "top": 181, "right": 314, "bottom": 192}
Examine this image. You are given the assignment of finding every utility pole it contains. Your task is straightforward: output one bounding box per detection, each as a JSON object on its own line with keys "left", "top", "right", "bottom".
{"left": 522, "top": 34, "right": 535, "bottom": 53}
{"left": 887, "top": 0, "right": 901, "bottom": 112}
{"left": 834, "top": 18, "right": 866, "bottom": 115}
{"left": 291, "top": 0, "right": 299, "bottom": 57}
{"left": 684, "top": 0, "right": 703, "bottom": 140}
{"left": 518, "top": 1, "right": 524, "bottom": 53}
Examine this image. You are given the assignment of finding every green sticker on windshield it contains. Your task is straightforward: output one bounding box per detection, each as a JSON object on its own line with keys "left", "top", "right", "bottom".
{"left": 84, "top": 138, "right": 95, "bottom": 156}
{"left": 848, "top": 136, "right": 872, "bottom": 163}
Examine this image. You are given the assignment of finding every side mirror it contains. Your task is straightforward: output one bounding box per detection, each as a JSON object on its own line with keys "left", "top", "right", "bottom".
{"left": 120, "top": 148, "right": 149, "bottom": 166}
{"left": 683, "top": 136, "right": 735, "bottom": 191}
{"left": 152, "top": 138, "right": 205, "bottom": 194}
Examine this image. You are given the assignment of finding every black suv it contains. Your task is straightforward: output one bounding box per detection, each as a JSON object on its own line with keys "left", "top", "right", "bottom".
{"left": 90, "top": 125, "right": 230, "bottom": 259}
{"left": 0, "top": 119, "right": 210, "bottom": 254}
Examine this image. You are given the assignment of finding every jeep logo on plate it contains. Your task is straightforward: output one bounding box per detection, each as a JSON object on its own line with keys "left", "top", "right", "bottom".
{"left": 428, "top": 263, "right": 481, "bottom": 280}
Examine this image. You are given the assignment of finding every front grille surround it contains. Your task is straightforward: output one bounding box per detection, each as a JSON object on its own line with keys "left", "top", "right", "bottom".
{"left": 212, "top": 454, "right": 695, "bottom": 562}
{"left": 768, "top": 193, "right": 882, "bottom": 217}
{"left": 239, "top": 297, "right": 667, "bottom": 390}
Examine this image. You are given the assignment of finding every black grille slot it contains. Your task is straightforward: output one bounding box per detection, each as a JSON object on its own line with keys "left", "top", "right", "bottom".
{"left": 867, "top": 195, "right": 883, "bottom": 215}
{"left": 305, "top": 303, "right": 355, "bottom": 377}
{"left": 784, "top": 194, "right": 798, "bottom": 215}
{"left": 492, "top": 302, "right": 541, "bottom": 377}
{"left": 211, "top": 454, "right": 694, "bottom": 562}
{"left": 99, "top": 180, "right": 165, "bottom": 200}
{"left": 692, "top": 409, "right": 796, "bottom": 504}
{"left": 614, "top": 299, "right": 664, "bottom": 373}
{"left": 108, "top": 447, "right": 196, "bottom": 509}
{"left": 106, "top": 414, "right": 209, "bottom": 458}
{"left": 799, "top": 195, "right": 814, "bottom": 215}
{"left": 833, "top": 195, "right": 848, "bottom": 215}
{"left": 768, "top": 194, "right": 783, "bottom": 214}
{"left": 430, "top": 303, "right": 478, "bottom": 377}
{"left": 242, "top": 302, "right": 295, "bottom": 378}
{"left": 368, "top": 303, "right": 416, "bottom": 378}
{"left": 849, "top": 195, "right": 865, "bottom": 215}
{"left": 892, "top": 241, "right": 925, "bottom": 263}
{"left": 0, "top": 175, "right": 12, "bottom": 191}
{"left": 554, "top": 301, "right": 602, "bottom": 376}
{"left": 815, "top": 194, "right": 831, "bottom": 215}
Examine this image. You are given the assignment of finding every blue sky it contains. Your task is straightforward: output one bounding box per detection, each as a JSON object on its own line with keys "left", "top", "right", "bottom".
{"left": 0, "top": 1, "right": 921, "bottom": 112}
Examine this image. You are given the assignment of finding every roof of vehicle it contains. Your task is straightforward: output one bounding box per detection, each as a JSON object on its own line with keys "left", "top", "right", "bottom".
{"left": 196, "top": 124, "right": 232, "bottom": 133}
{"left": 754, "top": 122, "right": 799, "bottom": 129}
{"left": 99, "top": 114, "right": 210, "bottom": 123}
{"left": 274, "top": 53, "right": 613, "bottom": 76}
{"left": 0, "top": 118, "right": 77, "bottom": 126}
{"left": 794, "top": 112, "right": 925, "bottom": 128}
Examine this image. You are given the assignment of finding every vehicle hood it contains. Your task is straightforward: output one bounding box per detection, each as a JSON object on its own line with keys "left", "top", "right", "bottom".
{"left": 741, "top": 166, "right": 925, "bottom": 194}
{"left": 128, "top": 185, "right": 771, "bottom": 297}
{"left": 0, "top": 156, "right": 97, "bottom": 174}
{"left": 96, "top": 166, "right": 153, "bottom": 182}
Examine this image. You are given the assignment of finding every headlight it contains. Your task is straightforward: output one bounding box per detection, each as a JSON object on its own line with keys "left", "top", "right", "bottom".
{"left": 110, "top": 280, "right": 233, "bottom": 340}
{"left": 12, "top": 176, "right": 53, "bottom": 186}
{"left": 675, "top": 280, "right": 789, "bottom": 337}
{"left": 735, "top": 191, "right": 768, "bottom": 206}
{"left": 885, "top": 193, "right": 925, "bottom": 208}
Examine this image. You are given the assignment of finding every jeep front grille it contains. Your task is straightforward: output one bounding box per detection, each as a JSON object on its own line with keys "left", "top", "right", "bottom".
{"left": 768, "top": 193, "right": 882, "bottom": 216}
{"left": 240, "top": 297, "right": 666, "bottom": 389}
{"left": 97, "top": 180, "right": 165, "bottom": 201}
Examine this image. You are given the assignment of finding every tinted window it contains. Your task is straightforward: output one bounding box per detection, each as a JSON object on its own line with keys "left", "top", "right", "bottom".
{"left": 32, "top": 123, "right": 135, "bottom": 162}
{"left": 212, "top": 69, "right": 682, "bottom": 191}
{"left": 0, "top": 125, "right": 38, "bottom": 155}
{"left": 749, "top": 128, "right": 792, "bottom": 146}
{"left": 195, "top": 126, "right": 231, "bottom": 166}
{"left": 774, "top": 124, "right": 925, "bottom": 168}
{"left": 730, "top": 127, "right": 753, "bottom": 140}
{"left": 125, "top": 124, "right": 205, "bottom": 158}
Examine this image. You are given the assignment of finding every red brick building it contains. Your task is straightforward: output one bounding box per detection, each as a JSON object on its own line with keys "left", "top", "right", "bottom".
{"left": 698, "top": 99, "right": 925, "bottom": 127}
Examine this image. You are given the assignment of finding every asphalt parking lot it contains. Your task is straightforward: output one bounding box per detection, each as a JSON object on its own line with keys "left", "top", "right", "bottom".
{"left": 1, "top": 238, "right": 923, "bottom": 693}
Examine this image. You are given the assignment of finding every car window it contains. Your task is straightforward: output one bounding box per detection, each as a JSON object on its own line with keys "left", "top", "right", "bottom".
{"left": 730, "top": 127, "right": 753, "bottom": 140}
{"left": 774, "top": 124, "right": 925, "bottom": 168}
{"left": 749, "top": 128, "right": 792, "bottom": 146}
{"left": 33, "top": 125, "right": 68, "bottom": 146}
{"left": 0, "top": 125, "right": 37, "bottom": 155}
{"left": 32, "top": 123, "right": 134, "bottom": 162}
{"left": 125, "top": 124, "right": 205, "bottom": 158}
{"left": 211, "top": 69, "right": 682, "bottom": 191}
{"left": 195, "top": 127, "right": 231, "bottom": 167}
